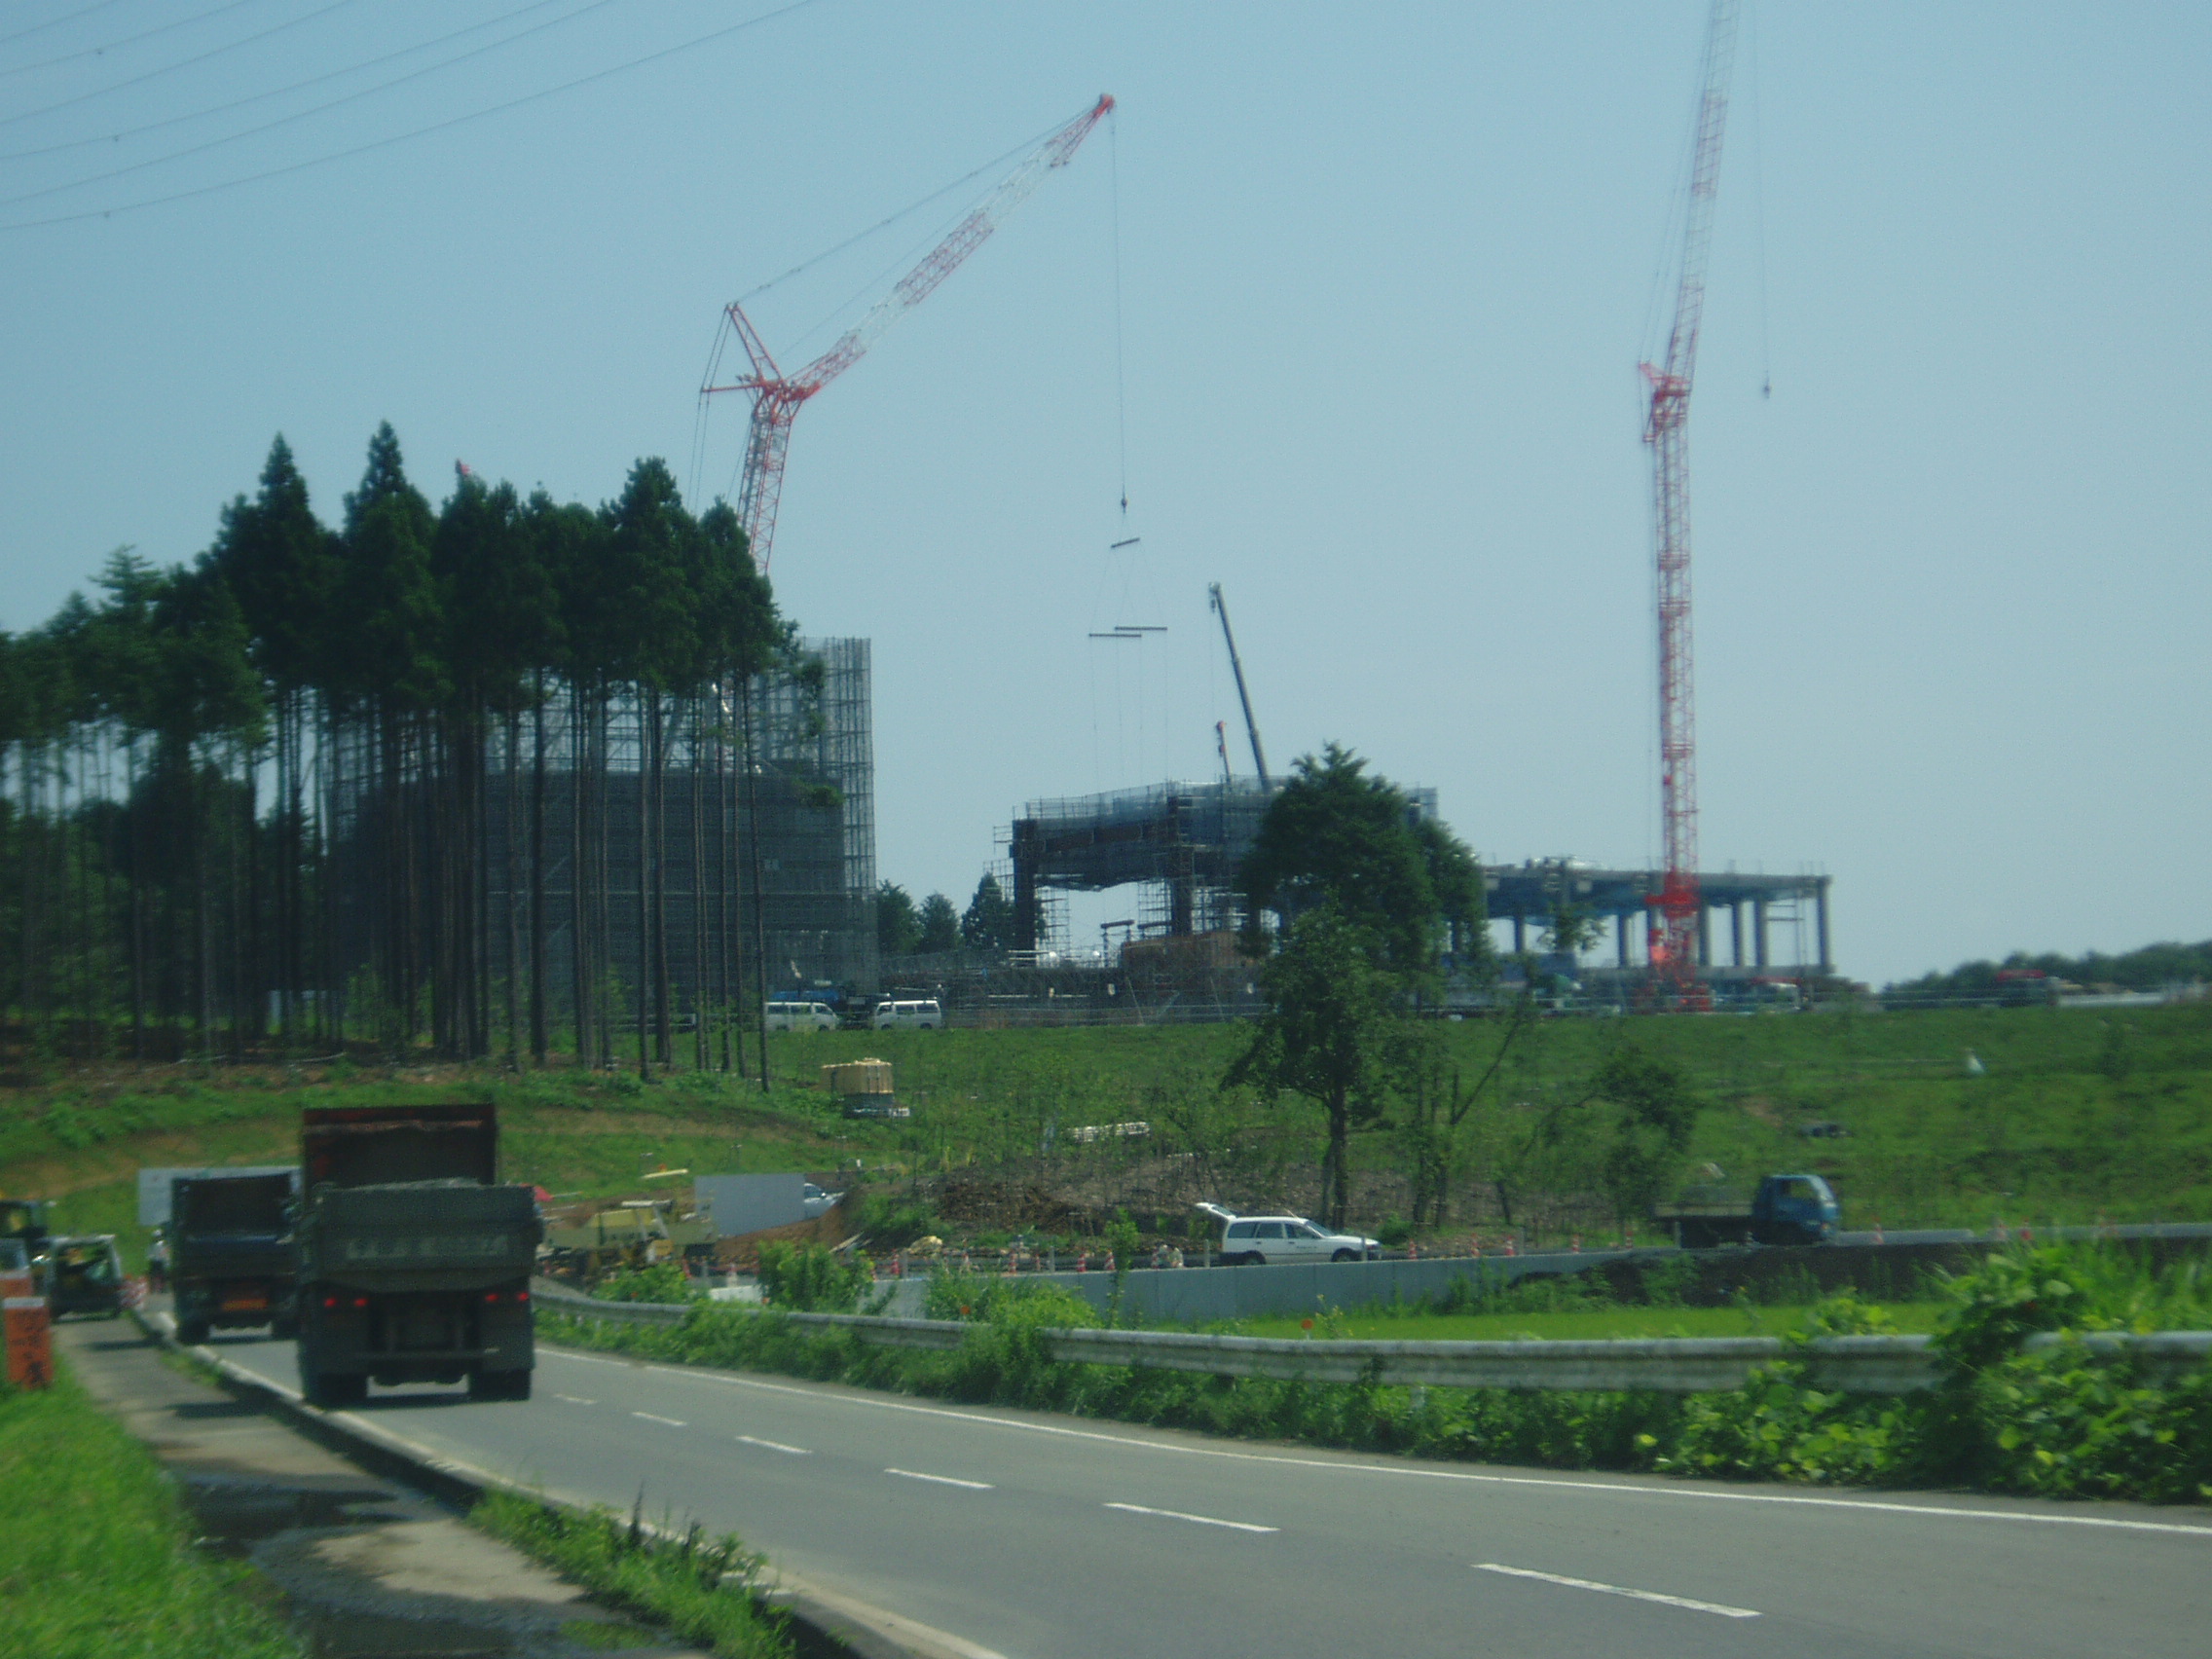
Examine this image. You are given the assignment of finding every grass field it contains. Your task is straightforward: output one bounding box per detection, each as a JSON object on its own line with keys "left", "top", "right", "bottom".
{"left": 5, "top": 999, "right": 2208, "bottom": 1265}
{"left": 0, "top": 1364, "right": 304, "bottom": 1659}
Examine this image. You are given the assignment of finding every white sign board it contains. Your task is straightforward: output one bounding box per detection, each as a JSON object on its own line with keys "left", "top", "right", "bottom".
{"left": 691, "top": 1174, "right": 809, "bottom": 1239}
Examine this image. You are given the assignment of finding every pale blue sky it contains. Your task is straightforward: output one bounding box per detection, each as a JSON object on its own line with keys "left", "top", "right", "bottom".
{"left": 2, "top": 1, "right": 2206, "bottom": 984}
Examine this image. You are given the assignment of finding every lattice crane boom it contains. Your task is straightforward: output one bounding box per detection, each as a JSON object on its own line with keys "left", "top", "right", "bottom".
{"left": 1641, "top": 0, "right": 1737, "bottom": 1005}
{"left": 701, "top": 94, "right": 1116, "bottom": 572}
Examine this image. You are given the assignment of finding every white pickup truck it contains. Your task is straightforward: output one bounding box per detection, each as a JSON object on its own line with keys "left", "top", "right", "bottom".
{"left": 1194, "top": 1202, "right": 1381, "bottom": 1266}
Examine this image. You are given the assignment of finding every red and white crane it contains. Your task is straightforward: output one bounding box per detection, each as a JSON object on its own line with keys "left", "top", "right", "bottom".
{"left": 699, "top": 94, "right": 1116, "bottom": 573}
{"left": 1641, "top": 0, "right": 1737, "bottom": 1006}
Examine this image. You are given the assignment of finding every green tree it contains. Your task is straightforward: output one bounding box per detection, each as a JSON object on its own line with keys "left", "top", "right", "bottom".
{"left": 1238, "top": 744, "right": 1437, "bottom": 971}
{"left": 960, "top": 871, "right": 1014, "bottom": 952}
{"left": 916, "top": 892, "right": 959, "bottom": 954}
{"left": 1592, "top": 1045, "right": 1702, "bottom": 1230}
{"left": 877, "top": 882, "right": 921, "bottom": 955}
{"left": 1226, "top": 904, "right": 1418, "bottom": 1228}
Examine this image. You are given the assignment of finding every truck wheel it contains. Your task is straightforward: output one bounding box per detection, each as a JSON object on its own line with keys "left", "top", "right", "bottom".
{"left": 468, "top": 1369, "right": 531, "bottom": 1402}
{"left": 306, "top": 1371, "right": 367, "bottom": 1408}
{"left": 269, "top": 1317, "right": 298, "bottom": 1342}
{"left": 176, "top": 1318, "right": 210, "bottom": 1346}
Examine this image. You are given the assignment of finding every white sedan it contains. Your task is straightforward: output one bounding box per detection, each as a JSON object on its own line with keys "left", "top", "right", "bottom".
{"left": 1195, "top": 1202, "right": 1380, "bottom": 1265}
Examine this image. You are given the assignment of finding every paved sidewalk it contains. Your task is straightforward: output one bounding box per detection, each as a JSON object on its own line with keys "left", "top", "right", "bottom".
{"left": 55, "top": 1316, "right": 709, "bottom": 1659}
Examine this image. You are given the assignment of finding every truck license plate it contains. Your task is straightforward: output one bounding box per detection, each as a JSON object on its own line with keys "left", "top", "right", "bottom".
{"left": 221, "top": 1296, "right": 268, "bottom": 1312}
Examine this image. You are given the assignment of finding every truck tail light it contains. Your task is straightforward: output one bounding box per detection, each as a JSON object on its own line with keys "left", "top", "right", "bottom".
{"left": 351, "top": 1297, "right": 368, "bottom": 1309}
{"left": 322, "top": 1296, "right": 337, "bottom": 1309}
{"left": 516, "top": 1289, "right": 529, "bottom": 1303}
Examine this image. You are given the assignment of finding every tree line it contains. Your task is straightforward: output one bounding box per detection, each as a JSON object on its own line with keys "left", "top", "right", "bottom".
{"left": 0, "top": 425, "right": 799, "bottom": 1075}
{"left": 876, "top": 871, "right": 1016, "bottom": 958}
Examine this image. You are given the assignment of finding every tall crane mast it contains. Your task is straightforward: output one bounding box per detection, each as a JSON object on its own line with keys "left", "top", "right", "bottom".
{"left": 1641, "top": 0, "right": 1737, "bottom": 1007}
{"left": 1207, "top": 582, "right": 1270, "bottom": 791}
{"left": 700, "top": 94, "right": 1116, "bottom": 573}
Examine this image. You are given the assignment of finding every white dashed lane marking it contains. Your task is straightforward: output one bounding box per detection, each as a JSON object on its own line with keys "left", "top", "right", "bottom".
{"left": 1105, "top": 1502, "right": 1277, "bottom": 1534}
{"left": 737, "top": 1435, "right": 811, "bottom": 1456}
{"left": 632, "top": 1412, "right": 686, "bottom": 1428}
{"left": 886, "top": 1467, "right": 993, "bottom": 1491}
{"left": 1475, "top": 1563, "right": 1760, "bottom": 1620}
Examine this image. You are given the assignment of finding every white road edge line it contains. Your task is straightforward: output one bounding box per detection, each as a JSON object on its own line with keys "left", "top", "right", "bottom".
{"left": 737, "top": 1435, "right": 812, "bottom": 1456}
{"left": 1476, "top": 1563, "right": 1759, "bottom": 1620}
{"left": 631, "top": 1411, "right": 686, "bottom": 1427}
{"left": 1105, "top": 1501, "right": 1277, "bottom": 1533}
{"left": 139, "top": 1318, "right": 1015, "bottom": 1659}
{"left": 549, "top": 1349, "right": 2212, "bottom": 1539}
{"left": 886, "top": 1467, "right": 994, "bottom": 1491}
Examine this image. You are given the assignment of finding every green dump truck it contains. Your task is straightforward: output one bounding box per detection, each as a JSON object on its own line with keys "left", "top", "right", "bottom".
{"left": 171, "top": 1170, "right": 298, "bottom": 1344}
{"left": 294, "top": 1103, "right": 540, "bottom": 1407}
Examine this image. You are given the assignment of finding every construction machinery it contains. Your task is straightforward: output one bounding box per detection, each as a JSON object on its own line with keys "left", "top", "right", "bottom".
{"left": 1641, "top": 0, "right": 1738, "bottom": 1008}
{"left": 1207, "top": 583, "right": 1270, "bottom": 791}
{"left": 699, "top": 94, "right": 1116, "bottom": 572}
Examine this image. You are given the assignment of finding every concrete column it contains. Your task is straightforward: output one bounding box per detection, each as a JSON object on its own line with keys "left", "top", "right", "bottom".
{"left": 1616, "top": 911, "right": 1631, "bottom": 968}
{"left": 1730, "top": 903, "right": 1744, "bottom": 967}
{"left": 1512, "top": 913, "right": 1525, "bottom": 954}
{"left": 1696, "top": 903, "right": 1712, "bottom": 968}
{"left": 1753, "top": 898, "right": 1769, "bottom": 969}
{"left": 1817, "top": 881, "right": 1832, "bottom": 974}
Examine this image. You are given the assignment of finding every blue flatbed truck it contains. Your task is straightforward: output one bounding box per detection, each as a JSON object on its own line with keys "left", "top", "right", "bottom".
{"left": 1654, "top": 1173, "right": 1840, "bottom": 1247}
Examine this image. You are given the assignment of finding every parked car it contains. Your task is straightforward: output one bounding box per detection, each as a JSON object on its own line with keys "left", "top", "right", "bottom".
{"left": 872, "top": 998, "right": 942, "bottom": 1030}
{"left": 42, "top": 1234, "right": 126, "bottom": 1318}
{"left": 765, "top": 1001, "right": 838, "bottom": 1033}
{"left": 800, "top": 1183, "right": 843, "bottom": 1219}
{"left": 1194, "top": 1202, "right": 1381, "bottom": 1265}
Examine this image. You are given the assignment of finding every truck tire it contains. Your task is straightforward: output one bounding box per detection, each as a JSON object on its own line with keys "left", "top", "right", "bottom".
{"left": 176, "top": 1317, "right": 210, "bottom": 1346}
{"left": 269, "top": 1316, "right": 297, "bottom": 1342}
{"left": 306, "top": 1371, "right": 368, "bottom": 1409}
{"left": 468, "top": 1368, "right": 532, "bottom": 1402}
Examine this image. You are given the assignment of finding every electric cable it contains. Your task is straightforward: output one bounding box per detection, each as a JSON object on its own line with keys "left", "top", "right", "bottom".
{"left": 2, "top": 1, "right": 355, "bottom": 124}
{"left": 0, "top": 0, "right": 823, "bottom": 231}
{"left": 0, "top": 0, "right": 623, "bottom": 200}
{"left": 0, "top": 0, "right": 133, "bottom": 53}
{"left": 0, "top": 0, "right": 253, "bottom": 78}
{"left": 0, "top": 0, "right": 572, "bottom": 162}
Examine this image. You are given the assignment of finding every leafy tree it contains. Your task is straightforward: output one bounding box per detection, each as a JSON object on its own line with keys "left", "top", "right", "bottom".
{"left": 916, "top": 893, "right": 959, "bottom": 954}
{"left": 1238, "top": 743, "right": 1437, "bottom": 971}
{"left": 876, "top": 882, "right": 921, "bottom": 955}
{"left": 1591, "top": 1045, "right": 1701, "bottom": 1229}
{"left": 960, "top": 871, "right": 1014, "bottom": 952}
{"left": 1226, "top": 904, "right": 1418, "bottom": 1229}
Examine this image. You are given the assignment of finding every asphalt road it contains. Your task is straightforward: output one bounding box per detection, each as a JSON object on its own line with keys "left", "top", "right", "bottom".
{"left": 201, "top": 1327, "right": 2209, "bottom": 1659}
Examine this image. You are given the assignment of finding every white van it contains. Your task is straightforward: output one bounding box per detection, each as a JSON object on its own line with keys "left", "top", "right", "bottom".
{"left": 764, "top": 1001, "right": 837, "bottom": 1033}
{"left": 871, "top": 998, "right": 943, "bottom": 1031}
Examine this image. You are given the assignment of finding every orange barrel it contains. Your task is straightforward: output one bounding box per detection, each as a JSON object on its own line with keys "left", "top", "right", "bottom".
{"left": 3, "top": 1266, "right": 53, "bottom": 1389}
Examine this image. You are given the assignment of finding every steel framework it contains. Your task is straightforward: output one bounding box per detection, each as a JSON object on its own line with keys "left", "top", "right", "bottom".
{"left": 1641, "top": 0, "right": 1737, "bottom": 1006}
{"left": 700, "top": 94, "right": 1116, "bottom": 571}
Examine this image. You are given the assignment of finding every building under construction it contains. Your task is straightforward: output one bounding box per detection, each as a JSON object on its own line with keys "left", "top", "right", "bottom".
{"left": 994, "top": 779, "right": 1833, "bottom": 993}
{"left": 329, "top": 639, "right": 876, "bottom": 1033}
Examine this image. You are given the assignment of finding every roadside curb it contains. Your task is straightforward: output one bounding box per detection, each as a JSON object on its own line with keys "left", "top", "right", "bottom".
{"left": 131, "top": 1309, "right": 1007, "bottom": 1659}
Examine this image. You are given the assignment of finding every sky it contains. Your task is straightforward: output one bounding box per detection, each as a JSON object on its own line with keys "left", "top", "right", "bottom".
{"left": 1, "top": 0, "right": 2206, "bottom": 987}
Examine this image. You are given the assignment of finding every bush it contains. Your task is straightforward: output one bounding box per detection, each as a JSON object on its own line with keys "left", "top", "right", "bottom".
{"left": 594, "top": 1262, "right": 698, "bottom": 1305}
{"left": 756, "top": 1242, "right": 870, "bottom": 1312}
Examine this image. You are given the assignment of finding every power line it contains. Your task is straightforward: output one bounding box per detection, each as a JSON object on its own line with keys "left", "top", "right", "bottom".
{"left": 0, "top": 0, "right": 258, "bottom": 81}
{"left": 0, "top": 0, "right": 625, "bottom": 206}
{"left": 0, "top": 0, "right": 134, "bottom": 53}
{"left": 0, "top": 0, "right": 825, "bottom": 232}
{"left": 0, "top": 0, "right": 572, "bottom": 161}
{"left": 2, "top": 0, "right": 356, "bottom": 126}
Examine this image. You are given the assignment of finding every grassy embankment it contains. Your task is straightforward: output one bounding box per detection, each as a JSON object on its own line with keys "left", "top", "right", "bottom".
{"left": 545, "top": 1240, "right": 2212, "bottom": 1505}
{"left": 5, "top": 1000, "right": 2209, "bottom": 1267}
{"left": 0, "top": 1362, "right": 305, "bottom": 1659}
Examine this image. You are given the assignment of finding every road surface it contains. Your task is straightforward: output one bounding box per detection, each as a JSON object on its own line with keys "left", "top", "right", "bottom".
{"left": 202, "top": 1326, "right": 2209, "bottom": 1659}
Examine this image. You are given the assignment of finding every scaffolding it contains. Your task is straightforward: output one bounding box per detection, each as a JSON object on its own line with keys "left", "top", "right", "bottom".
{"left": 329, "top": 639, "right": 878, "bottom": 1035}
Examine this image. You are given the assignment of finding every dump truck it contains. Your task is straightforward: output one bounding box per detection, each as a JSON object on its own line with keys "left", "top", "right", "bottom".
{"left": 170, "top": 1170, "right": 298, "bottom": 1344}
{"left": 1654, "top": 1172, "right": 1840, "bottom": 1248}
{"left": 294, "top": 1103, "right": 540, "bottom": 1406}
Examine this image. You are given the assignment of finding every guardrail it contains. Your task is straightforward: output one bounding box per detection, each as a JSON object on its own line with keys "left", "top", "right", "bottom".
{"left": 532, "top": 1287, "right": 2212, "bottom": 1394}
